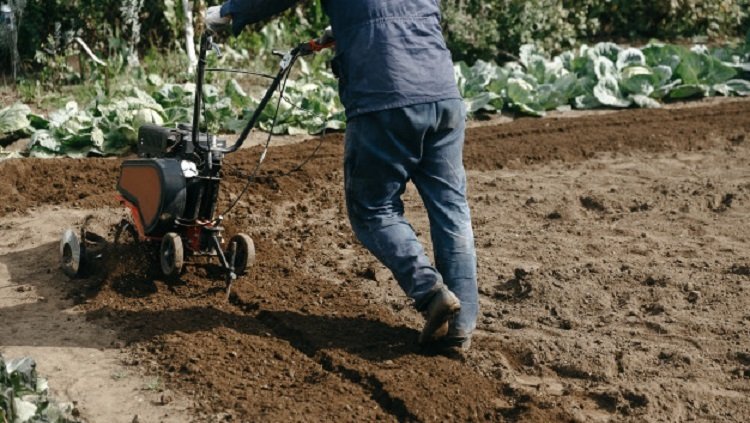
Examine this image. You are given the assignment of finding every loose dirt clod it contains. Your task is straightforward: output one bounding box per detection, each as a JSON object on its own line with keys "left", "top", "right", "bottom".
{"left": 687, "top": 290, "right": 702, "bottom": 303}
{"left": 580, "top": 196, "right": 607, "bottom": 212}
{"left": 729, "top": 264, "right": 750, "bottom": 276}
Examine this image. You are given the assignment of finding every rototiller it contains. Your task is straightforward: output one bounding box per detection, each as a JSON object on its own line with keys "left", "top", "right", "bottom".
{"left": 60, "top": 28, "right": 335, "bottom": 297}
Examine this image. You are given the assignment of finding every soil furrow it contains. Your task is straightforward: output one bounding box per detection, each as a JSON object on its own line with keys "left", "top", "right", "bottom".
{"left": 482, "top": 104, "right": 746, "bottom": 141}
{"left": 254, "top": 309, "right": 421, "bottom": 422}
{"left": 463, "top": 99, "right": 750, "bottom": 170}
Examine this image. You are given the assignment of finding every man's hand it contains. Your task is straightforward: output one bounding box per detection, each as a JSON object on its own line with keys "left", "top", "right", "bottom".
{"left": 206, "top": 6, "right": 231, "bottom": 32}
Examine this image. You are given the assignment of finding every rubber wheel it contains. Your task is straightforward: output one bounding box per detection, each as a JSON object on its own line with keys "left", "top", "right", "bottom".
{"left": 60, "top": 229, "right": 83, "bottom": 278}
{"left": 160, "top": 232, "right": 184, "bottom": 277}
{"left": 229, "top": 234, "right": 255, "bottom": 275}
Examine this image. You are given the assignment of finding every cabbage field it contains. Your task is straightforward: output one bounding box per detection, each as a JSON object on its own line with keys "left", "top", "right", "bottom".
{"left": 1, "top": 40, "right": 749, "bottom": 159}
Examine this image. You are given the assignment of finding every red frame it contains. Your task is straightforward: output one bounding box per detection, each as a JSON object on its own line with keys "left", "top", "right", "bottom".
{"left": 117, "top": 194, "right": 220, "bottom": 254}
{"left": 116, "top": 194, "right": 154, "bottom": 242}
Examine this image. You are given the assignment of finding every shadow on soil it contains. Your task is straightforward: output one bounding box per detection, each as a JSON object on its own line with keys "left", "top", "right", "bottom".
{"left": 0, "top": 242, "right": 111, "bottom": 348}
{"left": 84, "top": 306, "right": 419, "bottom": 362}
{"left": 0, "top": 242, "right": 417, "bottom": 363}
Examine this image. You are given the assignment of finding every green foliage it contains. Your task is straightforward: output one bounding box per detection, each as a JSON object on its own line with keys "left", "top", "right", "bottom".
{"left": 440, "top": 0, "right": 750, "bottom": 63}
{"left": 21, "top": 52, "right": 345, "bottom": 157}
{"left": 455, "top": 61, "right": 505, "bottom": 113}
{"left": 442, "top": 0, "right": 580, "bottom": 62}
{"left": 17, "top": 0, "right": 173, "bottom": 63}
{"left": 453, "top": 41, "right": 750, "bottom": 117}
{"left": 0, "top": 354, "right": 79, "bottom": 423}
{"left": 4, "top": 39, "right": 747, "bottom": 158}
{"left": 578, "top": 0, "right": 750, "bottom": 40}
{"left": 4, "top": 2, "right": 750, "bottom": 158}
{"left": 0, "top": 103, "right": 33, "bottom": 143}
{"left": 231, "top": 56, "right": 345, "bottom": 135}
{"left": 13, "top": 0, "right": 750, "bottom": 71}
{"left": 27, "top": 84, "right": 168, "bottom": 157}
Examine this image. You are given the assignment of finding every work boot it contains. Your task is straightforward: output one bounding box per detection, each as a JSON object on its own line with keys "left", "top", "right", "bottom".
{"left": 419, "top": 286, "right": 461, "bottom": 345}
{"left": 427, "top": 336, "right": 472, "bottom": 359}
{"left": 439, "top": 336, "right": 472, "bottom": 352}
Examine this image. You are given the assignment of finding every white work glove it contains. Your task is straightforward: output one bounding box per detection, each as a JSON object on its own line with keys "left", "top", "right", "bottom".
{"left": 205, "top": 6, "right": 231, "bottom": 32}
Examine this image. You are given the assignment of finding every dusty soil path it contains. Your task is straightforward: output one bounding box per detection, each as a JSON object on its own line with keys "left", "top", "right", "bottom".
{"left": 0, "top": 209, "right": 191, "bottom": 422}
{"left": 1, "top": 99, "right": 749, "bottom": 422}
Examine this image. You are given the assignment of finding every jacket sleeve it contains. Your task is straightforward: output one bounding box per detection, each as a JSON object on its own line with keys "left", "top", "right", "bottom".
{"left": 220, "top": 0, "right": 301, "bottom": 36}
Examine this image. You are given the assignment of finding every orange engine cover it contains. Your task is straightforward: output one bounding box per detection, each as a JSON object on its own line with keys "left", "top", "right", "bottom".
{"left": 117, "top": 159, "right": 187, "bottom": 236}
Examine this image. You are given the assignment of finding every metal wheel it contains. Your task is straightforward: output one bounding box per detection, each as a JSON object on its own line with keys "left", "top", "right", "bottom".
{"left": 229, "top": 234, "right": 255, "bottom": 275}
{"left": 160, "top": 232, "right": 184, "bottom": 277}
{"left": 60, "top": 229, "right": 83, "bottom": 278}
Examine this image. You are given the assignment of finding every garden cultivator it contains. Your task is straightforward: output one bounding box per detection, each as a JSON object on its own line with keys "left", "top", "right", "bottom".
{"left": 60, "top": 28, "right": 334, "bottom": 298}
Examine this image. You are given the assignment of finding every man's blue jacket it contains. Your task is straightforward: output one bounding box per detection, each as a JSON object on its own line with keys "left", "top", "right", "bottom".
{"left": 220, "top": 0, "right": 460, "bottom": 119}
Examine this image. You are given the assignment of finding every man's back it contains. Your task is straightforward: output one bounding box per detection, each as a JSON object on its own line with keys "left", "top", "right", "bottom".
{"left": 322, "top": 0, "right": 460, "bottom": 118}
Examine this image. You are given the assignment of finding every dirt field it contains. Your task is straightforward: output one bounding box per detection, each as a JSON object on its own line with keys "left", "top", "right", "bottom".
{"left": 1, "top": 99, "right": 749, "bottom": 422}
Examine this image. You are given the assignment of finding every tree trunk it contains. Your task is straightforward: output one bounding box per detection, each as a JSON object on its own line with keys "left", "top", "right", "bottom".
{"left": 183, "top": 0, "right": 197, "bottom": 74}
{"left": 9, "top": 0, "right": 27, "bottom": 81}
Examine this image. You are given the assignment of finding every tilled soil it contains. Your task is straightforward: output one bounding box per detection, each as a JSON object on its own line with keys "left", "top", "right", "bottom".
{"left": 1, "top": 99, "right": 749, "bottom": 422}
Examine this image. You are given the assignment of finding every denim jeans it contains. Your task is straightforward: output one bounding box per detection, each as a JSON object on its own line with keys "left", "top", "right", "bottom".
{"left": 344, "top": 99, "right": 478, "bottom": 340}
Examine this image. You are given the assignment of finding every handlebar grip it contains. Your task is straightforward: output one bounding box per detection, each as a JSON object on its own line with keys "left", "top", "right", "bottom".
{"left": 317, "top": 27, "right": 335, "bottom": 46}
{"left": 309, "top": 26, "right": 335, "bottom": 52}
{"left": 308, "top": 39, "right": 335, "bottom": 52}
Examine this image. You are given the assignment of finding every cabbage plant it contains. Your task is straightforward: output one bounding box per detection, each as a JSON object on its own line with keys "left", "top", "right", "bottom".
{"left": 0, "top": 354, "right": 78, "bottom": 423}
{"left": 453, "top": 40, "right": 750, "bottom": 117}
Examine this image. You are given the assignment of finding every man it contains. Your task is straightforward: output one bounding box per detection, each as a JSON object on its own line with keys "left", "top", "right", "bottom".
{"left": 207, "top": 0, "right": 478, "bottom": 352}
